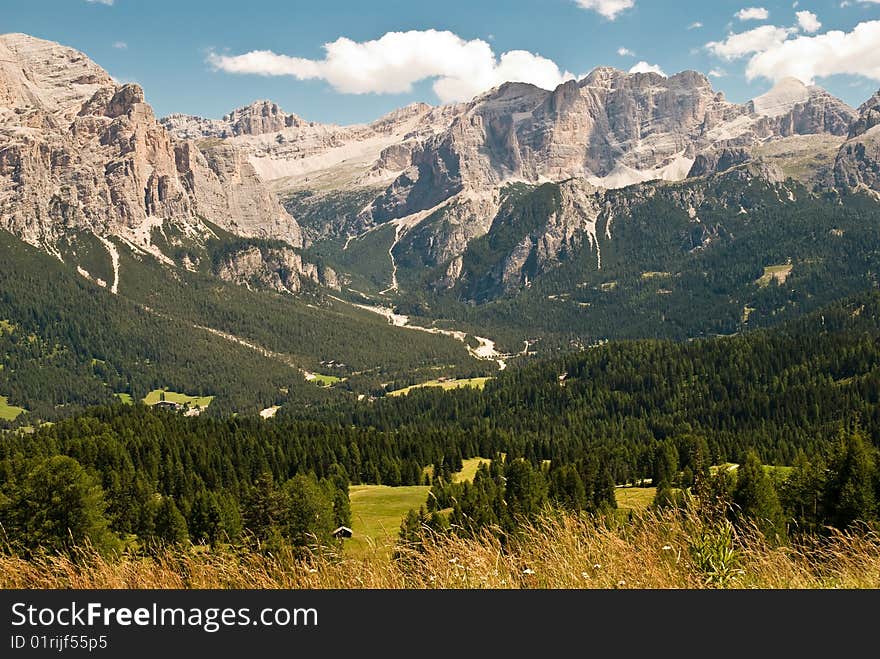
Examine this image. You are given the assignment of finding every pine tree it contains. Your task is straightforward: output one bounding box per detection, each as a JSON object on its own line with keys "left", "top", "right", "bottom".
{"left": 733, "top": 451, "right": 786, "bottom": 541}
{"left": 152, "top": 496, "right": 189, "bottom": 546}
{"left": 824, "top": 431, "right": 878, "bottom": 529}
{"left": 1, "top": 455, "right": 120, "bottom": 556}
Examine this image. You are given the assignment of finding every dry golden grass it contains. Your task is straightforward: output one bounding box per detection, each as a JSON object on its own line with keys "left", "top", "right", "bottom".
{"left": 2, "top": 510, "right": 878, "bottom": 589}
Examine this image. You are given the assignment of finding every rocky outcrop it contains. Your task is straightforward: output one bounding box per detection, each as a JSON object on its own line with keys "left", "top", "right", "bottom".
{"left": 214, "top": 244, "right": 340, "bottom": 293}
{"left": 688, "top": 148, "right": 754, "bottom": 178}
{"left": 849, "top": 91, "right": 880, "bottom": 139}
{"left": 835, "top": 89, "right": 880, "bottom": 195}
{"left": 0, "top": 32, "right": 304, "bottom": 275}
{"left": 163, "top": 100, "right": 309, "bottom": 139}
{"left": 357, "top": 72, "right": 859, "bottom": 293}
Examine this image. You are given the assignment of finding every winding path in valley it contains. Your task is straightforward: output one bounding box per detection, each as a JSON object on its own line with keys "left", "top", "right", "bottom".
{"left": 332, "top": 295, "right": 509, "bottom": 371}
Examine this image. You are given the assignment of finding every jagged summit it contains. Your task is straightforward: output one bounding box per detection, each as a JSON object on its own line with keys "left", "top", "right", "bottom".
{"left": 0, "top": 32, "right": 303, "bottom": 257}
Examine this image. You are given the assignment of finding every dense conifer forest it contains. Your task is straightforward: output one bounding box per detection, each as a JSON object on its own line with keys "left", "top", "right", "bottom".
{"left": 2, "top": 290, "right": 880, "bottom": 556}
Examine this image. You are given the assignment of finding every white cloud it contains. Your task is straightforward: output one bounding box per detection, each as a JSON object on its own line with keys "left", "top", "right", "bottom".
{"left": 736, "top": 7, "right": 770, "bottom": 21}
{"left": 208, "top": 30, "right": 576, "bottom": 103}
{"left": 112, "top": 41, "right": 127, "bottom": 49}
{"left": 796, "top": 11, "right": 822, "bottom": 33}
{"left": 573, "top": 0, "right": 635, "bottom": 20}
{"left": 85, "top": 0, "right": 114, "bottom": 5}
{"left": 688, "top": 22, "right": 704, "bottom": 30}
{"left": 628, "top": 61, "right": 666, "bottom": 76}
{"left": 708, "top": 68, "right": 727, "bottom": 78}
{"left": 746, "top": 20, "right": 880, "bottom": 84}
{"left": 707, "top": 25, "right": 793, "bottom": 60}
{"left": 617, "top": 47, "right": 635, "bottom": 56}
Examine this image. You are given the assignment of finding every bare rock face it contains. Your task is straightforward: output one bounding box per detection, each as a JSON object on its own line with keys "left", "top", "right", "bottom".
{"left": 363, "top": 71, "right": 856, "bottom": 227}
{"left": 215, "top": 244, "right": 340, "bottom": 293}
{"left": 174, "top": 140, "right": 301, "bottom": 245}
{"left": 835, "top": 89, "right": 880, "bottom": 195}
{"left": 162, "top": 101, "right": 461, "bottom": 193}
{"left": 849, "top": 91, "right": 880, "bottom": 139}
{"left": 688, "top": 148, "right": 754, "bottom": 178}
{"left": 0, "top": 33, "right": 303, "bottom": 267}
{"left": 163, "top": 100, "right": 308, "bottom": 139}
{"left": 358, "top": 71, "right": 858, "bottom": 292}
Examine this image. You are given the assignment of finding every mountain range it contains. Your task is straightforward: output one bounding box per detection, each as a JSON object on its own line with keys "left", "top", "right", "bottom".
{"left": 2, "top": 32, "right": 880, "bottom": 419}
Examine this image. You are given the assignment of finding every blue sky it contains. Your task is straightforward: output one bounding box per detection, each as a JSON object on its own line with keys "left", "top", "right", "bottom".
{"left": 3, "top": 0, "right": 880, "bottom": 124}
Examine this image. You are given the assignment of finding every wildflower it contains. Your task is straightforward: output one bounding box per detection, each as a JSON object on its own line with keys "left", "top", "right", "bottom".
{"left": 448, "top": 558, "right": 458, "bottom": 564}
{"left": 308, "top": 568, "right": 318, "bottom": 574}
{"left": 617, "top": 580, "right": 626, "bottom": 587}
{"left": 593, "top": 563, "right": 602, "bottom": 570}
{"left": 662, "top": 545, "right": 673, "bottom": 551}
{"left": 581, "top": 572, "right": 590, "bottom": 579}
{"left": 522, "top": 568, "right": 535, "bottom": 575}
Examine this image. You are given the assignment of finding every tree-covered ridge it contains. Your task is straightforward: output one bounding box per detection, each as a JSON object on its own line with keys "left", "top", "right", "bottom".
{"left": 385, "top": 175, "right": 880, "bottom": 351}
{"left": 0, "top": 229, "right": 489, "bottom": 422}
{"left": 312, "top": 291, "right": 880, "bottom": 475}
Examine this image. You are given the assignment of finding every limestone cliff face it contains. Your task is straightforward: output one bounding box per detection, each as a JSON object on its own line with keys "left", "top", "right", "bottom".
{"left": 365, "top": 72, "right": 855, "bottom": 226}
{"left": 214, "top": 244, "right": 340, "bottom": 293}
{"left": 0, "top": 33, "right": 311, "bottom": 289}
{"left": 835, "top": 90, "right": 880, "bottom": 195}
{"left": 361, "top": 73, "right": 856, "bottom": 293}
{"left": 163, "top": 100, "right": 308, "bottom": 139}
{"left": 162, "top": 101, "right": 462, "bottom": 193}
{"left": 160, "top": 68, "right": 861, "bottom": 295}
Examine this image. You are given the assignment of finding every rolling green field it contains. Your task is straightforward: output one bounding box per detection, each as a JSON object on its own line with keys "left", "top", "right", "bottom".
{"left": 143, "top": 390, "right": 215, "bottom": 409}
{"left": 114, "top": 393, "right": 133, "bottom": 405}
{"left": 388, "top": 377, "right": 492, "bottom": 397}
{"left": 347, "top": 485, "right": 431, "bottom": 557}
{"left": 0, "top": 396, "right": 26, "bottom": 421}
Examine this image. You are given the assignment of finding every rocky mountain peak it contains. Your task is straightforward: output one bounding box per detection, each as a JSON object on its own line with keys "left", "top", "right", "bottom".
{"left": 579, "top": 66, "right": 627, "bottom": 89}
{"left": 753, "top": 78, "right": 811, "bottom": 117}
{"left": 0, "top": 33, "right": 114, "bottom": 126}
{"left": 850, "top": 89, "right": 880, "bottom": 138}
{"left": 223, "top": 99, "right": 307, "bottom": 136}
{"left": 0, "top": 33, "right": 303, "bottom": 257}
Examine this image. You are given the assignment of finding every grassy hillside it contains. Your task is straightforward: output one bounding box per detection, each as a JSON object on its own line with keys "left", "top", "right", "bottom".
{"left": 347, "top": 485, "right": 431, "bottom": 557}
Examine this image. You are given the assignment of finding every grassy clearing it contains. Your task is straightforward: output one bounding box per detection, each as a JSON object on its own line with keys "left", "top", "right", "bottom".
{"left": 143, "top": 390, "right": 214, "bottom": 409}
{"left": 388, "top": 377, "right": 492, "bottom": 398}
{"left": 453, "top": 458, "right": 492, "bottom": 483}
{"left": 641, "top": 272, "right": 672, "bottom": 280}
{"left": 347, "top": 485, "right": 431, "bottom": 558}
{"left": 756, "top": 264, "right": 793, "bottom": 288}
{"left": 5, "top": 509, "right": 880, "bottom": 589}
{"left": 304, "top": 372, "right": 345, "bottom": 387}
{"left": 0, "top": 320, "right": 14, "bottom": 334}
{"left": 0, "top": 396, "right": 26, "bottom": 421}
{"left": 615, "top": 487, "right": 657, "bottom": 512}
{"left": 114, "top": 393, "right": 133, "bottom": 405}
